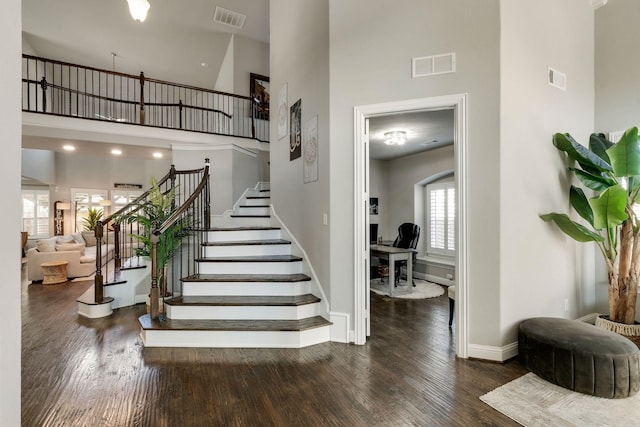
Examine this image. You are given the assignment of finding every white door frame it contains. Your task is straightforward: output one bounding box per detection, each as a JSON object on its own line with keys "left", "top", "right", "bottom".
{"left": 353, "top": 93, "right": 469, "bottom": 358}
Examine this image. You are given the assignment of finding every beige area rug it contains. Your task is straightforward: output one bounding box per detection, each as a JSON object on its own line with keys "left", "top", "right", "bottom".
{"left": 480, "top": 373, "right": 640, "bottom": 427}
{"left": 370, "top": 279, "right": 445, "bottom": 299}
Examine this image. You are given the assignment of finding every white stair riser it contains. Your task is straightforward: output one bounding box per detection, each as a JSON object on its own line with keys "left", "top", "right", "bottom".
{"left": 203, "top": 244, "right": 291, "bottom": 257}
{"left": 198, "top": 261, "right": 302, "bottom": 275}
{"left": 141, "top": 326, "right": 330, "bottom": 348}
{"left": 215, "top": 216, "right": 272, "bottom": 227}
{"left": 182, "top": 281, "right": 311, "bottom": 296}
{"left": 166, "top": 303, "right": 320, "bottom": 320}
{"left": 207, "top": 229, "right": 281, "bottom": 242}
{"left": 236, "top": 206, "right": 270, "bottom": 215}
{"left": 243, "top": 198, "right": 271, "bottom": 206}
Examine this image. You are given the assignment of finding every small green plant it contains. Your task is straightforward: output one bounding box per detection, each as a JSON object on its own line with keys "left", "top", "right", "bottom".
{"left": 82, "top": 207, "right": 103, "bottom": 231}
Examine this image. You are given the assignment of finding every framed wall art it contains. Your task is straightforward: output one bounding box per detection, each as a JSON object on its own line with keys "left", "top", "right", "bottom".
{"left": 277, "top": 83, "right": 288, "bottom": 140}
{"left": 250, "top": 73, "right": 270, "bottom": 120}
{"left": 303, "top": 115, "right": 318, "bottom": 183}
{"left": 290, "top": 99, "right": 302, "bottom": 160}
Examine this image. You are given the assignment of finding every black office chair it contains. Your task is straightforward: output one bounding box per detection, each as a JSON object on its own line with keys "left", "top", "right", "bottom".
{"left": 392, "top": 223, "right": 420, "bottom": 286}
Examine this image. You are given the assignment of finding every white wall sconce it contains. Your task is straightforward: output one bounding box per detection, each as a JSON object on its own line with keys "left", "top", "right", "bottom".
{"left": 127, "top": 0, "right": 150, "bottom": 22}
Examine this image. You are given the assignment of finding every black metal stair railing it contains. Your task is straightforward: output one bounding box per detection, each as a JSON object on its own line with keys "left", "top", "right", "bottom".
{"left": 21, "top": 54, "right": 269, "bottom": 142}
{"left": 91, "top": 159, "right": 210, "bottom": 312}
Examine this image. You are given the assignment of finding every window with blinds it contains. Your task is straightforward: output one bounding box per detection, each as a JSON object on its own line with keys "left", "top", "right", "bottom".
{"left": 22, "top": 189, "right": 50, "bottom": 238}
{"left": 426, "top": 182, "right": 455, "bottom": 256}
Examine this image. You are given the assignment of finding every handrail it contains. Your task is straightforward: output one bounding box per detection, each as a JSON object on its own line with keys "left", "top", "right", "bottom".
{"left": 22, "top": 54, "right": 269, "bottom": 142}
{"left": 91, "top": 160, "right": 210, "bottom": 315}
{"left": 149, "top": 160, "right": 210, "bottom": 318}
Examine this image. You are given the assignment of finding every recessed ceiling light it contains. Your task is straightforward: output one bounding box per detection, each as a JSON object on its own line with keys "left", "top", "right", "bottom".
{"left": 63, "top": 145, "right": 75, "bottom": 151}
{"left": 201, "top": 62, "right": 209, "bottom": 68}
{"left": 111, "top": 149, "right": 122, "bottom": 155}
{"left": 152, "top": 152, "right": 163, "bottom": 159}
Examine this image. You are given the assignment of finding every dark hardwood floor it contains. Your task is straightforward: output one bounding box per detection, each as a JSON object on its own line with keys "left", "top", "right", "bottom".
{"left": 21, "top": 266, "right": 526, "bottom": 426}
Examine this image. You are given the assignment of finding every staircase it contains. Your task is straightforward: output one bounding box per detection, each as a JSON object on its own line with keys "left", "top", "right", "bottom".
{"left": 138, "top": 185, "right": 332, "bottom": 348}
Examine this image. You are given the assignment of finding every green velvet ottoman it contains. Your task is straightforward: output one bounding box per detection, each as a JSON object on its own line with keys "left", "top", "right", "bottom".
{"left": 518, "top": 317, "right": 640, "bottom": 398}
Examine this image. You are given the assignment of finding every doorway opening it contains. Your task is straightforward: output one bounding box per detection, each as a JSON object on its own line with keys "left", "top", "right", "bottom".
{"left": 353, "top": 94, "right": 468, "bottom": 358}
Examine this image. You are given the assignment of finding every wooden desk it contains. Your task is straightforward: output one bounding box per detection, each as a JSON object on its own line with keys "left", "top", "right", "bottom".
{"left": 370, "top": 245, "right": 414, "bottom": 297}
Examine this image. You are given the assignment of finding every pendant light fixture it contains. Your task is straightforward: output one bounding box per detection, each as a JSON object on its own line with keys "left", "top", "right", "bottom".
{"left": 127, "top": 0, "right": 150, "bottom": 22}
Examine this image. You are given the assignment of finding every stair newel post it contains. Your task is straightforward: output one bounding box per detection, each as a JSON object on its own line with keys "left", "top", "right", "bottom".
{"left": 94, "top": 221, "right": 104, "bottom": 303}
{"left": 113, "top": 223, "right": 121, "bottom": 272}
{"left": 139, "top": 72, "right": 145, "bottom": 125}
{"left": 169, "top": 164, "right": 177, "bottom": 210}
{"left": 150, "top": 224, "right": 160, "bottom": 320}
{"left": 178, "top": 100, "right": 183, "bottom": 129}
{"left": 40, "top": 76, "right": 47, "bottom": 113}
{"left": 204, "top": 158, "right": 211, "bottom": 230}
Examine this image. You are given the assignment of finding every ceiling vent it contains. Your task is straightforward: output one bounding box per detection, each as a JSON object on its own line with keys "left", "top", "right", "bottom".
{"left": 412, "top": 53, "right": 456, "bottom": 78}
{"left": 213, "top": 6, "right": 246, "bottom": 29}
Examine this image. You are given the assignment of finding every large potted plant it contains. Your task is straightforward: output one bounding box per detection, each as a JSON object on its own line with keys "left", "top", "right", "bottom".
{"left": 541, "top": 127, "right": 640, "bottom": 333}
{"left": 122, "top": 178, "right": 190, "bottom": 301}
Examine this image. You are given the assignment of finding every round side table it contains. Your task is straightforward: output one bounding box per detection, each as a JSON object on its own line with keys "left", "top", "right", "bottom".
{"left": 41, "top": 260, "right": 69, "bottom": 285}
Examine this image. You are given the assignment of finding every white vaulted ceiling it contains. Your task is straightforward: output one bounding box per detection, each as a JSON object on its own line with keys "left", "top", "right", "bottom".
{"left": 22, "top": 0, "right": 270, "bottom": 89}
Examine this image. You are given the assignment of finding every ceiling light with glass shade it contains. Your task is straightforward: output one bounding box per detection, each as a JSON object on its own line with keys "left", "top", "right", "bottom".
{"left": 127, "top": 0, "right": 150, "bottom": 22}
{"left": 384, "top": 130, "right": 407, "bottom": 146}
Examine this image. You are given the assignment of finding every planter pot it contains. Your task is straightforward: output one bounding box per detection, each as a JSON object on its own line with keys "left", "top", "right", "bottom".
{"left": 595, "top": 315, "right": 640, "bottom": 336}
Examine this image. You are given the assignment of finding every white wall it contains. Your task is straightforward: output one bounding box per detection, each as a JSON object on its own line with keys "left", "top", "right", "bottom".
{"left": 1, "top": 0, "right": 22, "bottom": 423}
{"left": 270, "top": 0, "right": 331, "bottom": 299}
{"left": 369, "top": 159, "right": 389, "bottom": 240}
{"left": 327, "top": 0, "right": 501, "bottom": 342}
{"left": 22, "top": 148, "right": 55, "bottom": 183}
{"left": 593, "top": 0, "right": 640, "bottom": 317}
{"left": 370, "top": 145, "right": 455, "bottom": 246}
{"left": 232, "top": 149, "right": 260, "bottom": 203}
{"left": 233, "top": 35, "right": 270, "bottom": 96}
{"left": 172, "top": 145, "right": 263, "bottom": 215}
{"left": 500, "top": 0, "right": 595, "bottom": 344}
{"left": 388, "top": 145, "right": 455, "bottom": 247}
{"left": 595, "top": 0, "right": 640, "bottom": 133}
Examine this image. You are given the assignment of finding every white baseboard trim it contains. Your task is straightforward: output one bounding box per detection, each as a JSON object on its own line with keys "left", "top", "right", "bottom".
{"left": 468, "top": 341, "right": 518, "bottom": 362}
{"left": 413, "top": 271, "right": 454, "bottom": 287}
{"left": 329, "top": 312, "right": 350, "bottom": 343}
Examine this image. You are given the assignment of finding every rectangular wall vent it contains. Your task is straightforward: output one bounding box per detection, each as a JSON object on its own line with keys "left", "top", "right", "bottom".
{"left": 213, "top": 6, "right": 246, "bottom": 29}
{"left": 548, "top": 67, "right": 567, "bottom": 91}
{"left": 412, "top": 52, "right": 456, "bottom": 78}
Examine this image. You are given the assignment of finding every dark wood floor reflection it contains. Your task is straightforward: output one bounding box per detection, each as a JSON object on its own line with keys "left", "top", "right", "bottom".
{"left": 21, "top": 266, "right": 526, "bottom": 426}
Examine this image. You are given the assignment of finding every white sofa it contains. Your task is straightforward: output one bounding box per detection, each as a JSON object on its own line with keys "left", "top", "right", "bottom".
{"left": 27, "top": 232, "right": 116, "bottom": 282}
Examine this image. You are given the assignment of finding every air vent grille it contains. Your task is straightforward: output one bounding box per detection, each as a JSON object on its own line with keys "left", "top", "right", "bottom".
{"left": 213, "top": 6, "right": 246, "bottom": 29}
{"left": 412, "top": 53, "right": 456, "bottom": 78}
{"left": 548, "top": 67, "right": 567, "bottom": 91}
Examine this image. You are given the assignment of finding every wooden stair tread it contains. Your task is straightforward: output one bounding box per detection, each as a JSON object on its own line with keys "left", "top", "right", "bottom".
{"left": 181, "top": 273, "right": 311, "bottom": 282}
{"left": 196, "top": 255, "right": 302, "bottom": 263}
{"left": 139, "top": 315, "right": 331, "bottom": 332}
{"left": 165, "top": 294, "right": 320, "bottom": 306}
{"left": 203, "top": 239, "right": 291, "bottom": 247}
{"left": 246, "top": 196, "right": 270, "bottom": 199}
{"left": 230, "top": 215, "right": 271, "bottom": 218}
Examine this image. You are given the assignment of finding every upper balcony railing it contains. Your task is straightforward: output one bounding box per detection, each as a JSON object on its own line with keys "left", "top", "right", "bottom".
{"left": 21, "top": 54, "right": 269, "bottom": 143}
